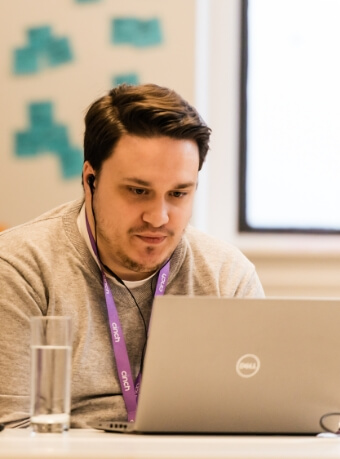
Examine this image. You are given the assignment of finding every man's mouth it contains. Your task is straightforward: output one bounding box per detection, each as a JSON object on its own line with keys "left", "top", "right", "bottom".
{"left": 136, "top": 234, "right": 167, "bottom": 245}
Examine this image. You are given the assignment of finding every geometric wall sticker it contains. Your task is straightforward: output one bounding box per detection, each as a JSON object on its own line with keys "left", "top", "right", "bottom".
{"left": 15, "top": 101, "right": 83, "bottom": 179}
{"left": 13, "top": 26, "right": 74, "bottom": 75}
{"left": 111, "top": 17, "right": 163, "bottom": 47}
{"left": 113, "top": 72, "right": 140, "bottom": 87}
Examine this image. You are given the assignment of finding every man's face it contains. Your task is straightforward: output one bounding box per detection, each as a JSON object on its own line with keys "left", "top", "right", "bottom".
{"left": 84, "top": 135, "right": 199, "bottom": 281}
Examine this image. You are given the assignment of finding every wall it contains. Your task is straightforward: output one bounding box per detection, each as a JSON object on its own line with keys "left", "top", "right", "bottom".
{"left": 0, "top": 0, "right": 196, "bottom": 227}
{"left": 246, "top": 252, "right": 340, "bottom": 298}
{"left": 197, "top": 0, "right": 340, "bottom": 298}
{"left": 2, "top": 0, "right": 339, "bottom": 298}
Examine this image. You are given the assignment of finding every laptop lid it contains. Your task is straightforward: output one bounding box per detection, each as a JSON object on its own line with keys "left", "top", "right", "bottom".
{"left": 127, "top": 296, "right": 340, "bottom": 434}
{"left": 91, "top": 297, "right": 340, "bottom": 434}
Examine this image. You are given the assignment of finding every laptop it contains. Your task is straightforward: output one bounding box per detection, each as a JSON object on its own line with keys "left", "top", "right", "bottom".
{"left": 90, "top": 296, "right": 340, "bottom": 435}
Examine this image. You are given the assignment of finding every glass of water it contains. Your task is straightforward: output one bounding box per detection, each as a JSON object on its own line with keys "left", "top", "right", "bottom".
{"left": 30, "top": 316, "right": 72, "bottom": 433}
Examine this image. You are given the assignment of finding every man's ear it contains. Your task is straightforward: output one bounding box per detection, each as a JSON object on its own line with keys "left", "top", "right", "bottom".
{"left": 82, "top": 161, "right": 96, "bottom": 192}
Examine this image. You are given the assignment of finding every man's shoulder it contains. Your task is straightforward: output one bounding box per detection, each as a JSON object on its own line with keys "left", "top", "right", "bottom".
{"left": 0, "top": 199, "right": 83, "bottom": 251}
{"left": 184, "top": 225, "right": 247, "bottom": 261}
{"left": 174, "top": 225, "right": 264, "bottom": 297}
{"left": 1, "top": 199, "right": 82, "bottom": 235}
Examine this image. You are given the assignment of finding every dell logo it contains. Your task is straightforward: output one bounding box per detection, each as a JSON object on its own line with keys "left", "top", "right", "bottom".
{"left": 236, "top": 354, "right": 260, "bottom": 378}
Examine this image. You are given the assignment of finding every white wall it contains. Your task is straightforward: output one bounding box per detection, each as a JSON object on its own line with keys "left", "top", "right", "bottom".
{"left": 0, "top": 0, "right": 196, "bottom": 227}
{"left": 194, "top": 0, "right": 340, "bottom": 298}
{"left": 2, "top": 0, "right": 340, "bottom": 297}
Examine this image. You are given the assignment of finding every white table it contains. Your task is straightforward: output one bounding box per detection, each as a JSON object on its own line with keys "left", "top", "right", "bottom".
{"left": 1, "top": 428, "right": 340, "bottom": 459}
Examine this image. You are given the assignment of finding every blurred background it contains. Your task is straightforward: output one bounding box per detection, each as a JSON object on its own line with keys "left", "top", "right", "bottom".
{"left": 0, "top": 0, "right": 196, "bottom": 227}
{"left": 1, "top": 0, "right": 340, "bottom": 298}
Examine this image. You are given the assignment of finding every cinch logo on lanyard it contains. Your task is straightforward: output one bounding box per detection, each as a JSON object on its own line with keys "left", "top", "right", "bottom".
{"left": 85, "top": 213, "right": 170, "bottom": 422}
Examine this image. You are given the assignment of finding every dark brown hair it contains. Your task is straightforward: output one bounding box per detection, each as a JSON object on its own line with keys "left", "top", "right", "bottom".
{"left": 84, "top": 83, "right": 211, "bottom": 174}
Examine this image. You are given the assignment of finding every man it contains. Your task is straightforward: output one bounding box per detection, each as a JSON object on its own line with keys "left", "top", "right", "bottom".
{"left": 0, "top": 84, "right": 264, "bottom": 428}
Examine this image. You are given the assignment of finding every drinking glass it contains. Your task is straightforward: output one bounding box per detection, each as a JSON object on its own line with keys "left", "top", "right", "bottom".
{"left": 30, "top": 316, "right": 72, "bottom": 433}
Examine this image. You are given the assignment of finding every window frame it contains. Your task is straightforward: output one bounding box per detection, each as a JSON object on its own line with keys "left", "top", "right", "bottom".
{"left": 238, "top": 0, "right": 340, "bottom": 235}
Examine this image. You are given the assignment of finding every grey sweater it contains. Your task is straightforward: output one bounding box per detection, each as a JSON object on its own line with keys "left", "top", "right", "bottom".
{"left": 0, "top": 199, "right": 264, "bottom": 428}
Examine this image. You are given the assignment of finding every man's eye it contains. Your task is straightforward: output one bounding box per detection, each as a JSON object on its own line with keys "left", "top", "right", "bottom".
{"left": 171, "top": 191, "right": 186, "bottom": 198}
{"left": 131, "top": 188, "right": 146, "bottom": 195}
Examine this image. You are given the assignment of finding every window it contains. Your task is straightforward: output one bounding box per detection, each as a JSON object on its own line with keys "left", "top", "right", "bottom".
{"left": 239, "top": 0, "right": 340, "bottom": 233}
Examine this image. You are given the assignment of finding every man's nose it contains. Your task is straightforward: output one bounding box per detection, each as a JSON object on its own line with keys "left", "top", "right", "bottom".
{"left": 142, "top": 198, "right": 170, "bottom": 228}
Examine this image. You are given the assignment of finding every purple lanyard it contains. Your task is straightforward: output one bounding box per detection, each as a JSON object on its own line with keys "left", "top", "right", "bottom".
{"left": 85, "top": 213, "right": 169, "bottom": 422}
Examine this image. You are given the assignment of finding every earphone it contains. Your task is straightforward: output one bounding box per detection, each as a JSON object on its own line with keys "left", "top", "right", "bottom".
{"left": 87, "top": 174, "right": 95, "bottom": 194}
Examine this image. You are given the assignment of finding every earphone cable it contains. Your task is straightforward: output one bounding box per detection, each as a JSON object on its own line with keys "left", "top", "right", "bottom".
{"left": 90, "top": 191, "right": 148, "bottom": 373}
{"left": 320, "top": 413, "right": 340, "bottom": 434}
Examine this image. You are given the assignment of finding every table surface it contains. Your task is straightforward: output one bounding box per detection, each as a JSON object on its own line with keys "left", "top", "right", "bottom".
{"left": 1, "top": 428, "right": 340, "bottom": 459}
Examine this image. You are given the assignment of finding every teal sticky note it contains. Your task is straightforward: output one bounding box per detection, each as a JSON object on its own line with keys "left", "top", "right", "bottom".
{"left": 15, "top": 131, "right": 39, "bottom": 156}
{"left": 15, "top": 100, "right": 83, "bottom": 179}
{"left": 112, "top": 18, "right": 135, "bottom": 45}
{"left": 13, "top": 47, "right": 39, "bottom": 74}
{"left": 32, "top": 125, "right": 69, "bottom": 153}
{"left": 29, "top": 129, "right": 48, "bottom": 153}
{"left": 46, "top": 37, "right": 73, "bottom": 66}
{"left": 112, "top": 17, "right": 163, "bottom": 47}
{"left": 58, "top": 147, "right": 83, "bottom": 179}
{"left": 133, "top": 18, "right": 162, "bottom": 47}
{"left": 29, "top": 102, "right": 54, "bottom": 128}
{"left": 45, "top": 125, "right": 70, "bottom": 151}
{"left": 13, "top": 25, "right": 73, "bottom": 75}
{"left": 28, "top": 26, "right": 52, "bottom": 50}
{"left": 113, "top": 73, "right": 139, "bottom": 86}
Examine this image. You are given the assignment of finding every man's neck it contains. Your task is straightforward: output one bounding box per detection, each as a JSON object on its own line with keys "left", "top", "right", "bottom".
{"left": 77, "top": 203, "right": 157, "bottom": 288}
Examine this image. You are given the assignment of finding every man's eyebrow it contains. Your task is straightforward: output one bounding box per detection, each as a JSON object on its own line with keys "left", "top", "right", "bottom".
{"left": 122, "top": 178, "right": 151, "bottom": 187}
{"left": 122, "top": 178, "right": 197, "bottom": 189}
{"left": 173, "top": 182, "right": 197, "bottom": 189}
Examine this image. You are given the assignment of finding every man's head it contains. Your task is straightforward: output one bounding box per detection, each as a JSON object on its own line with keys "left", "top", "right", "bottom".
{"left": 83, "top": 83, "right": 211, "bottom": 177}
{"left": 82, "top": 84, "right": 211, "bottom": 281}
